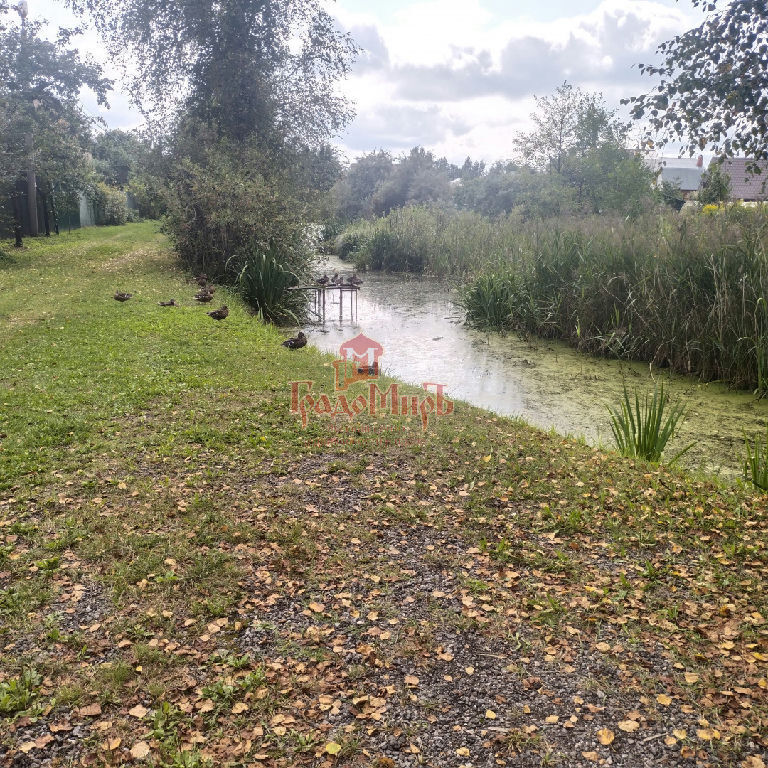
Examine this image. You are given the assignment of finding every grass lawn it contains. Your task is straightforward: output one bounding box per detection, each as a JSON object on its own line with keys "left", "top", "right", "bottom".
{"left": 0, "top": 223, "right": 767, "bottom": 768}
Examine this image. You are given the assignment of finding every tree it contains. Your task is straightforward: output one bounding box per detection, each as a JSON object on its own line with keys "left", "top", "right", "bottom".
{"left": 513, "top": 82, "right": 615, "bottom": 174}
{"left": 0, "top": 11, "right": 111, "bottom": 239}
{"left": 332, "top": 150, "right": 394, "bottom": 220}
{"left": 626, "top": 1, "right": 768, "bottom": 160}
{"left": 699, "top": 163, "right": 732, "bottom": 204}
{"left": 66, "top": 0, "right": 357, "bottom": 149}
{"left": 512, "top": 83, "right": 655, "bottom": 216}
{"left": 370, "top": 147, "right": 454, "bottom": 216}
{"left": 66, "top": 0, "right": 357, "bottom": 298}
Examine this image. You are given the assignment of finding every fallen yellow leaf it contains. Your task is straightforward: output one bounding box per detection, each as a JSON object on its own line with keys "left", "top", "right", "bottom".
{"left": 597, "top": 728, "right": 615, "bottom": 745}
{"left": 684, "top": 672, "right": 700, "bottom": 684}
{"left": 485, "top": 709, "right": 497, "bottom": 720}
{"left": 582, "top": 752, "right": 599, "bottom": 762}
{"left": 657, "top": 694, "right": 672, "bottom": 706}
{"left": 130, "top": 741, "right": 151, "bottom": 760}
{"left": 325, "top": 741, "right": 342, "bottom": 756}
{"left": 618, "top": 720, "right": 640, "bottom": 733}
{"left": 456, "top": 747, "right": 470, "bottom": 757}
{"left": 128, "top": 704, "right": 148, "bottom": 719}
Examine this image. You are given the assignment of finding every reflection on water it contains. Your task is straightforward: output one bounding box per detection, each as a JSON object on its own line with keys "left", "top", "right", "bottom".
{"left": 307, "top": 257, "right": 768, "bottom": 477}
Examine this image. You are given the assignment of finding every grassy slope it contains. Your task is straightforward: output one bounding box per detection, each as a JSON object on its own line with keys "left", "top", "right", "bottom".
{"left": 0, "top": 224, "right": 766, "bottom": 767}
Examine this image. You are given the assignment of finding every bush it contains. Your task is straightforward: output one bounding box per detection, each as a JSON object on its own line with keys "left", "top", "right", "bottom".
{"left": 234, "top": 247, "right": 306, "bottom": 325}
{"left": 89, "top": 182, "right": 130, "bottom": 225}
{"left": 744, "top": 427, "right": 768, "bottom": 490}
{"left": 334, "top": 220, "right": 375, "bottom": 261}
{"left": 608, "top": 383, "right": 692, "bottom": 464}
{"left": 126, "top": 173, "right": 167, "bottom": 219}
{"left": 162, "top": 144, "right": 312, "bottom": 286}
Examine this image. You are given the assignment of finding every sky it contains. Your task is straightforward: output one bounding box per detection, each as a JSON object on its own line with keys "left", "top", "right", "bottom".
{"left": 31, "top": 0, "right": 706, "bottom": 164}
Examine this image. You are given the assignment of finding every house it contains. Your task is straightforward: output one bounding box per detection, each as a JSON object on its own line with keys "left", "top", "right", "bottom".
{"left": 646, "top": 155, "right": 705, "bottom": 199}
{"left": 717, "top": 158, "right": 768, "bottom": 202}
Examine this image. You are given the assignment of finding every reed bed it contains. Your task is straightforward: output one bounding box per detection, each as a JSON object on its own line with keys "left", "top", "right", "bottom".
{"left": 341, "top": 204, "right": 768, "bottom": 390}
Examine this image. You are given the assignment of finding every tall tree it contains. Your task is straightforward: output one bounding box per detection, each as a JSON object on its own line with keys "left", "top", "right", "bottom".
{"left": 0, "top": 9, "right": 111, "bottom": 238}
{"left": 513, "top": 82, "right": 612, "bottom": 174}
{"left": 626, "top": 1, "right": 768, "bottom": 159}
{"left": 66, "top": 0, "right": 358, "bottom": 148}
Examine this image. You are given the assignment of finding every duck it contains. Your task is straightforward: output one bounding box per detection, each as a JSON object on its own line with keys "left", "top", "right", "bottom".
{"left": 282, "top": 331, "right": 307, "bottom": 349}
{"left": 330, "top": 272, "right": 340, "bottom": 285}
{"left": 158, "top": 299, "right": 177, "bottom": 306}
{"left": 195, "top": 291, "right": 214, "bottom": 303}
{"left": 113, "top": 292, "right": 132, "bottom": 302}
{"left": 316, "top": 274, "right": 330, "bottom": 286}
{"left": 207, "top": 305, "right": 228, "bottom": 320}
{"left": 195, "top": 273, "right": 209, "bottom": 287}
{"left": 349, "top": 273, "right": 363, "bottom": 286}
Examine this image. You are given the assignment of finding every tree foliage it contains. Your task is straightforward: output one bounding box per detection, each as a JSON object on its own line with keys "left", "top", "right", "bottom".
{"left": 67, "top": 0, "right": 357, "bottom": 148}
{"left": 627, "top": 1, "right": 768, "bottom": 159}
{"left": 0, "top": 11, "right": 111, "bottom": 233}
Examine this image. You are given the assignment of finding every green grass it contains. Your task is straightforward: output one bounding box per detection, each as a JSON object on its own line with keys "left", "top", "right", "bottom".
{"left": 744, "top": 426, "right": 768, "bottom": 490}
{"left": 608, "top": 382, "right": 693, "bottom": 464}
{"left": 0, "top": 224, "right": 767, "bottom": 766}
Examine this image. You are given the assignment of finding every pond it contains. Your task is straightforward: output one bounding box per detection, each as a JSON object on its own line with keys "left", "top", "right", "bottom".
{"left": 308, "top": 257, "right": 768, "bottom": 479}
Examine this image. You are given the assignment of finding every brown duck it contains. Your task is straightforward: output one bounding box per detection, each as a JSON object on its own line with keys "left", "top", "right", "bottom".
{"left": 158, "top": 299, "right": 177, "bottom": 306}
{"left": 113, "top": 292, "right": 132, "bottom": 302}
{"left": 207, "top": 305, "right": 229, "bottom": 321}
{"left": 282, "top": 331, "right": 307, "bottom": 349}
{"left": 195, "top": 273, "right": 209, "bottom": 287}
{"left": 195, "top": 291, "right": 214, "bottom": 303}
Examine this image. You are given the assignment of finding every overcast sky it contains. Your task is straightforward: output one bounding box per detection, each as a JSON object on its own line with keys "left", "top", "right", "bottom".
{"left": 33, "top": 0, "right": 706, "bottom": 164}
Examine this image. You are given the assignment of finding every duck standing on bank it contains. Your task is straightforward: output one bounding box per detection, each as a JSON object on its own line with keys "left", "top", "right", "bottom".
{"left": 282, "top": 331, "right": 307, "bottom": 349}
{"left": 113, "top": 291, "right": 132, "bottom": 302}
{"left": 316, "top": 274, "right": 330, "bottom": 286}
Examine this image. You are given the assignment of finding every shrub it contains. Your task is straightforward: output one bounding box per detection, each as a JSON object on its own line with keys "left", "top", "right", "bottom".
{"left": 88, "top": 182, "right": 130, "bottom": 225}
{"left": 608, "top": 383, "right": 693, "bottom": 464}
{"left": 233, "top": 247, "right": 306, "bottom": 325}
{"left": 744, "top": 428, "right": 768, "bottom": 490}
{"left": 162, "top": 143, "right": 312, "bottom": 288}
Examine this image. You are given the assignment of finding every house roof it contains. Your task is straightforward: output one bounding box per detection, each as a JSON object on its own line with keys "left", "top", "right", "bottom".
{"left": 717, "top": 158, "right": 768, "bottom": 201}
{"left": 659, "top": 165, "right": 704, "bottom": 192}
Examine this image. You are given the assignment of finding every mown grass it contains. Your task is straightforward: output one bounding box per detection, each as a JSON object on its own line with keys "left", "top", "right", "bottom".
{"left": 0, "top": 224, "right": 767, "bottom": 766}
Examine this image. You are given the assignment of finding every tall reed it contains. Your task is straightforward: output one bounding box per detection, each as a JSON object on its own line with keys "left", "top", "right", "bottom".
{"left": 341, "top": 204, "right": 768, "bottom": 390}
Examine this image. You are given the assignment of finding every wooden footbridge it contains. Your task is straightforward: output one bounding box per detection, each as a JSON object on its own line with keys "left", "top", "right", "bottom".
{"left": 287, "top": 282, "right": 360, "bottom": 322}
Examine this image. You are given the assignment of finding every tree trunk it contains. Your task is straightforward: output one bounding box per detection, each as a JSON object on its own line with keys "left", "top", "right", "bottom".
{"left": 11, "top": 193, "right": 23, "bottom": 248}
{"left": 48, "top": 183, "right": 60, "bottom": 235}
{"left": 39, "top": 187, "right": 50, "bottom": 236}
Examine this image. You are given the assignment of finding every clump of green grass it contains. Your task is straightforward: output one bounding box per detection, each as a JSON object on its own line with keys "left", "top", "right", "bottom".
{"left": 0, "top": 668, "right": 42, "bottom": 716}
{"left": 743, "top": 427, "right": 768, "bottom": 490}
{"left": 461, "top": 272, "right": 517, "bottom": 330}
{"left": 608, "top": 382, "right": 693, "bottom": 464}
{"left": 233, "top": 247, "right": 306, "bottom": 324}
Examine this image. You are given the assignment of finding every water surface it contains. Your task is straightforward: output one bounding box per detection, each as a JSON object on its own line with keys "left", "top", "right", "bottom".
{"left": 308, "top": 258, "right": 768, "bottom": 478}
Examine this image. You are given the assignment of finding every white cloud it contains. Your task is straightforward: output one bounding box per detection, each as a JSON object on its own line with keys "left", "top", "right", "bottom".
{"left": 333, "top": 0, "right": 704, "bottom": 163}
